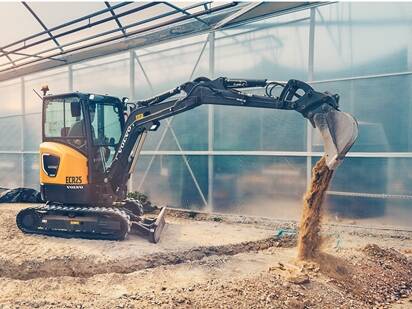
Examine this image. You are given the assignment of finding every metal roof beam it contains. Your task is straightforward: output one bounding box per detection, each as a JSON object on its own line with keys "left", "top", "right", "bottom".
{"left": 213, "top": 2, "right": 263, "bottom": 30}
{"left": 0, "top": 49, "right": 16, "bottom": 68}
{"left": 104, "top": 2, "right": 127, "bottom": 37}
{"left": 1, "top": 2, "right": 132, "bottom": 51}
{"left": 0, "top": 2, "right": 238, "bottom": 79}
{"left": 218, "top": 2, "right": 324, "bottom": 29}
{"left": 8, "top": 51, "right": 66, "bottom": 63}
{"left": 0, "top": 1, "right": 325, "bottom": 81}
{"left": 21, "top": 2, "right": 64, "bottom": 53}
{"left": 0, "top": 1, "right": 214, "bottom": 68}
{"left": 1, "top": 2, "right": 159, "bottom": 58}
{"left": 162, "top": 2, "right": 209, "bottom": 26}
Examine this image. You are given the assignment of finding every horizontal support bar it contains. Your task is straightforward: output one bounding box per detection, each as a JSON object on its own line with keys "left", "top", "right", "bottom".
{"left": 4, "top": 150, "right": 412, "bottom": 158}
{"left": 328, "top": 190, "right": 412, "bottom": 200}
{"left": 0, "top": 151, "right": 38, "bottom": 154}
{"left": 138, "top": 151, "right": 412, "bottom": 158}
{"left": 311, "top": 70, "right": 412, "bottom": 84}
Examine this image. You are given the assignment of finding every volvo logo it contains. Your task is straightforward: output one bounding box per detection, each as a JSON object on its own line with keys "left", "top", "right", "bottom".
{"left": 66, "top": 185, "right": 84, "bottom": 189}
{"left": 117, "top": 124, "right": 133, "bottom": 156}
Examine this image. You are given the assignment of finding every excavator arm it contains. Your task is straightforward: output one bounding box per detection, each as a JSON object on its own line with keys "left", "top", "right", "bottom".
{"left": 106, "top": 77, "right": 358, "bottom": 196}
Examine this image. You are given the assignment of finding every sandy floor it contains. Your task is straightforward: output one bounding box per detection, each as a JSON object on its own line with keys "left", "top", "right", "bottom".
{"left": 0, "top": 203, "right": 411, "bottom": 308}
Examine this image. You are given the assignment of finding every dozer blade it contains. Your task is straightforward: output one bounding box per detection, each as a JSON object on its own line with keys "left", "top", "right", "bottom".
{"left": 313, "top": 110, "right": 358, "bottom": 170}
{"left": 132, "top": 206, "right": 166, "bottom": 243}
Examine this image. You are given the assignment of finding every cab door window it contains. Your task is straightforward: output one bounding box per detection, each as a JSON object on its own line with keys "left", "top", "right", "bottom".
{"left": 88, "top": 100, "right": 123, "bottom": 169}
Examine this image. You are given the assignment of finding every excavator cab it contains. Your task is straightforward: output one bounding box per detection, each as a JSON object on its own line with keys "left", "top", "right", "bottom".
{"left": 44, "top": 94, "right": 124, "bottom": 152}
{"left": 35, "top": 92, "right": 132, "bottom": 212}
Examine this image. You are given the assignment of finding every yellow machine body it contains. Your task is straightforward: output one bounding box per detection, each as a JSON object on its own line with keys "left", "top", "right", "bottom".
{"left": 39, "top": 142, "right": 88, "bottom": 185}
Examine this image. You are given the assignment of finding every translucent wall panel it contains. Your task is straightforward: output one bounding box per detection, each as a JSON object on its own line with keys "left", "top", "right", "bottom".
{"left": 23, "top": 113, "right": 42, "bottom": 151}
{"left": 314, "top": 2, "right": 412, "bottom": 80}
{"left": 214, "top": 10, "right": 310, "bottom": 81}
{"left": 213, "top": 156, "right": 307, "bottom": 220}
{"left": 0, "top": 154, "right": 22, "bottom": 189}
{"left": 213, "top": 12, "right": 310, "bottom": 151}
{"left": 312, "top": 74, "right": 412, "bottom": 152}
{"left": 73, "top": 53, "right": 130, "bottom": 98}
{"left": 24, "top": 68, "right": 68, "bottom": 114}
{"left": 315, "top": 156, "right": 412, "bottom": 229}
{"left": 214, "top": 105, "right": 307, "bottom": 151}
{"left": 135, "top": 35, "right": 210, "bottom": 151}
{"left": 142, "top": 108, "right": 209, "bottom": 151}
{"left": 0, "top": 79, "right": 22, "bottom": 116}
{"left": 134, "top": 35, "right": 210, "bottom": 98}
{"left": 131, "top": 155, "right": 208, "bottom": 210}
{"left": 0, "top": 116, "right": 22, "bottom": 151}
{"left": 23, "top": 154, "right": 39, "bottom": 190}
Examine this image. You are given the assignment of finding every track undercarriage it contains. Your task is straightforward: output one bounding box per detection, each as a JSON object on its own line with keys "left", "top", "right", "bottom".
{"left": 16, "top": 203, "right": 166, "bottom": 242}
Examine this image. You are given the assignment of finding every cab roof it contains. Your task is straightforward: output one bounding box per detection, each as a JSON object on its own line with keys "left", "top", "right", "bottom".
{"left": 43, "top": 92, "right": 122, "bottom": 103}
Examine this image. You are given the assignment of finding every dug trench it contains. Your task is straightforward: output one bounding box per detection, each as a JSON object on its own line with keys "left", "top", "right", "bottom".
{"left": 0, "top": 235, "right": 295, "bottom": 280}
{"left": 0, "top": 204, "right": 298, "bottom": 281}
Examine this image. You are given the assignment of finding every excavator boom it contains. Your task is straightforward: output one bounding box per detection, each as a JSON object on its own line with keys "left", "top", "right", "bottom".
{"left": 107, "top": 77, "right": 358, "bottom": 193}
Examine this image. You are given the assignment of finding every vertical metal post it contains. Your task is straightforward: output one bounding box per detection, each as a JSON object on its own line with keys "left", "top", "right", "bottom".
{"left": 306, "top": 7, "right": 316, "bottom": 187}
{"left": 68, "top": 64, "right": 73, "bottom": 92}
{"left": 21, "top": 77, "right": 25, "bottom": 187}
{"left": 128, "top": 50, "right": 136, "bottom": 192}
{"left": 348, "top": 3, "right": 355, "bottom": 114}
{"left": 130, "top": 50, "right": 136, "bottom": 100}
{"left": 207, "top": 31, "right": 215, "bottom": 212}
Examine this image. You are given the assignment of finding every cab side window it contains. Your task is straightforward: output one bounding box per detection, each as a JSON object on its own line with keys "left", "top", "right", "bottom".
{"left": 44, "top": 97, "right": 86, "bottom": 150}
{"left": 44, "top": 99, "right": 65, "bottom": 137}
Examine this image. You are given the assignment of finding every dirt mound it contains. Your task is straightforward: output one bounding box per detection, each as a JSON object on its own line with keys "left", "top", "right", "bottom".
{"left": 353, "top": 244, "right": 412, "bottom": 304}
{"left": 297, "top": 157, "right": 334, "bottom": 260}
{"left": 60, "top": 244, "right": 409, "bottom": 309}
{"left": 305, "top": 245, "right": 412, "bottom": 306}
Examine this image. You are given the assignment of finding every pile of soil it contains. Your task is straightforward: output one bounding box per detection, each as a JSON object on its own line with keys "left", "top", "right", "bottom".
{"left": 100, "top": 245, "right": 411, "bottom": 308}
{"left": 297, "top": 156, "right": 334, "bottom": 260}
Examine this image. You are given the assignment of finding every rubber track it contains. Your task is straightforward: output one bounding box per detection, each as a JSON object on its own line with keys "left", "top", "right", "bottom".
{"left": 16, "top": 204, "right": 131, "bottom": 241}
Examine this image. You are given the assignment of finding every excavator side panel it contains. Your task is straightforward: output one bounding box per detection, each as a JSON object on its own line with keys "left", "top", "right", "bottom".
{"left": 39, "top": 142, "right": 91, "bottom": 204}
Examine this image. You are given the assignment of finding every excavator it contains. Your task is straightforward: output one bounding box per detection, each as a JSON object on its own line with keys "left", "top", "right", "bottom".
{"left": 16, "top": 77, "right": 358, "bottom": 243}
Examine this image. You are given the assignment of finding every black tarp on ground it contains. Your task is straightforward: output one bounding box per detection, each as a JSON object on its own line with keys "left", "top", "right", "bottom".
{"left": 0, "top": 188, "right": 43, "bottom": 203}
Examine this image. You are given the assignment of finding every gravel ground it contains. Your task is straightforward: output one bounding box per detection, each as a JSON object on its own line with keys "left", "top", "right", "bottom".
{"left": 0, "top": 204, "right": 411, "bottom": 309}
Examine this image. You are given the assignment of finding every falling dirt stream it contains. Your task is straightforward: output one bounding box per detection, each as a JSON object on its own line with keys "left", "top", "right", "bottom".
{"left": 297, "top": 156, "right": 334, "bottom": 260}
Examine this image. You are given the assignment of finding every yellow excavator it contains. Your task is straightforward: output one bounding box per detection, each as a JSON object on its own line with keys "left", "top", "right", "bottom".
{"left": 16, "top": 77, "right": 358, "bottom": 243}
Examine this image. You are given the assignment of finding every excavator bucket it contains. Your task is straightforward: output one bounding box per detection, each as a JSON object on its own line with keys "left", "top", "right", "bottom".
{"left": 313, "top": 110, "right": 358, "bottom": 170}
